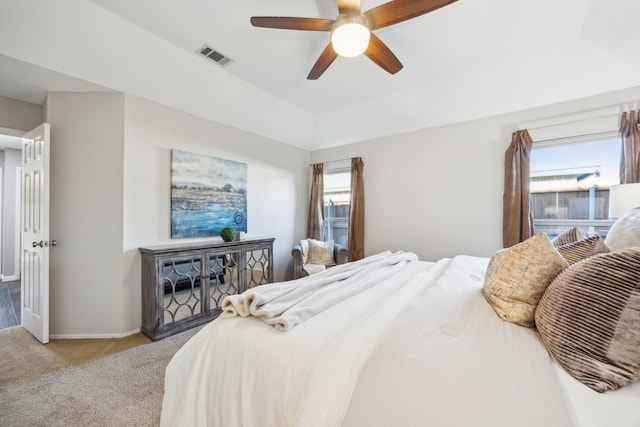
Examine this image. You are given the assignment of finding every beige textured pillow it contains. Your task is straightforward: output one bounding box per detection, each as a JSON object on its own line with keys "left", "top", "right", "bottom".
{"left": 535, "top": 248, "right": 640, "bottom": 392}
{"left": 482, "top": 233, "right": 568, "bottom": 327}
{"left": 306, "top": 239, "right": 335, "bottom": 265}
{"left": 556, "top": 235, "right": 610, "bottom": 265}
{"left": 605, "top": 207, "right": 640, "bottom": 250}
{"left": 552, "top": 227, "right": 584, "bottom": 247}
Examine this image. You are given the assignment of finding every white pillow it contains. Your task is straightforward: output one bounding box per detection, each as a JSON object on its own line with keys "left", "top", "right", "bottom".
{"left": 605, "top": 207, "right": 640, "bottom": 250}
{"left": 306, "top": 239, "right": 335, "bottom": 265}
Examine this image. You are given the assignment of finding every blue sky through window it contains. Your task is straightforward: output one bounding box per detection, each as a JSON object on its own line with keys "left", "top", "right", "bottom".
{"left": 530, "top": 137, "right": 621, "bottom": 191}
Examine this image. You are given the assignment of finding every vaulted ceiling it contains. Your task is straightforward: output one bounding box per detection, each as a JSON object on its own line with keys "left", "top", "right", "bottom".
{"left": 0, "top": 0, "right": 639, "bottom": 150}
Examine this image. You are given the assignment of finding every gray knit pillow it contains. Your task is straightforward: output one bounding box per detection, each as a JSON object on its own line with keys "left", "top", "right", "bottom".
{"left": 551, "top": 227, "right": 584, "bottom": 247}
{"left": 535, "top": 248, "right": 640, "bottom": 392}
{"left": 556, "top": 235, "right": 610, "bottom": 265}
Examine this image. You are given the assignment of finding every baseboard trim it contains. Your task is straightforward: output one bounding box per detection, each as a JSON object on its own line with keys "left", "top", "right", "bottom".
{"left": 50, "top": 328, "right": 142, "bottom": 339}
{"left": 1, "top": 275, "right": 18, "bottom": 282}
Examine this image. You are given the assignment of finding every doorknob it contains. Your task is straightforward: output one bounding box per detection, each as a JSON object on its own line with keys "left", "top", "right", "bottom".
{"left": 32, "top": 240, "right": 57, "bottom": 248}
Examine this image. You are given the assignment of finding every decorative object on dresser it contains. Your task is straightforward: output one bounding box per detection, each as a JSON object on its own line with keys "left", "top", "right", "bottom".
{"left": 139, "top": 237, "right": 274, "bottom": 340}
{"left": 220, "top": 227, "right": 237, "bottom": 242}
{"left": 234, "top": 211, "right": 245, "bottom": 240}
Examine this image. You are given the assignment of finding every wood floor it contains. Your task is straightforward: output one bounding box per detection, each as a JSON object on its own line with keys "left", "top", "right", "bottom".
{"left": 0, "top": 280, "right": 20, "bottom": 330}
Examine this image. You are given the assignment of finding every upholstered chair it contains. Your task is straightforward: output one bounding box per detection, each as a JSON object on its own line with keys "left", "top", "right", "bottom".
{"left": 292, "top": 241, "right": 348, "bottom": 280}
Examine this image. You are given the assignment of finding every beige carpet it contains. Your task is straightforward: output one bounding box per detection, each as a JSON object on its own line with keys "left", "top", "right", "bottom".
{"left": 0, "top": 326, "right": 200, "bottom": 426}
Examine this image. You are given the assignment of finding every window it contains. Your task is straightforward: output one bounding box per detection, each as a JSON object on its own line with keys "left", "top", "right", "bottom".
{"left": 323, "top": 167, "right": 351, "bottom": 249}
{"left": 530, "top": 136, "right": 621, "bottom": 238}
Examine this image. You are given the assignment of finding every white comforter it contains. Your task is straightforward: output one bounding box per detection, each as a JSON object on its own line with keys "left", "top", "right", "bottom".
{"left": 160, "top": 254, "right": 640, "bottom": 427}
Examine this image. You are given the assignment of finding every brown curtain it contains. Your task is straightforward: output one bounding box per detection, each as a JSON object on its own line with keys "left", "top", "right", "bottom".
{"left": 620, "top": 110, "right": 640, "bottom": 184}
{"left": 307, "top": 163, "right": 324, "bottom": 240}
{"left": 348, "top": 157, "right": 365, "bottom": 261}
{"left": 503, "top": 130, "right": 534, "bottom": 247}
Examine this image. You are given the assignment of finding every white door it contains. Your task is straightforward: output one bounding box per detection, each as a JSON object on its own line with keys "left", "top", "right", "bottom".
{"left": 21, "top": 123, "right": 51, "bottom": 344}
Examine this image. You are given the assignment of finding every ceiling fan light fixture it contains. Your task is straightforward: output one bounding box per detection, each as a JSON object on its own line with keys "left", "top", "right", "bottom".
{"left": 251, "top": 0, "right": 458, "bottom": 79}
{"left": 331, "top": 16, "right": 370, "bottom": 57}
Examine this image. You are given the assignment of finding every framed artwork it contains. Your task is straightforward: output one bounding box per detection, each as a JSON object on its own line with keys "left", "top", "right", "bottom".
{"left": 171, "top": 149, "right": 247, "bottom": 238}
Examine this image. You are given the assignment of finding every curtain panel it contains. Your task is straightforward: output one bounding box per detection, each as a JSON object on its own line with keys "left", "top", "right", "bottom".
{"left": 348, "top": 157, "right": 365, "bottom": 261}
{"left": 307, "top": 163, "right": 325, "bottom": 240}
{"left": 503, "top": 130, "right": 534, "bottom": 247}
{"left": 620, "top": 110, "right": 640, "bottom": 184}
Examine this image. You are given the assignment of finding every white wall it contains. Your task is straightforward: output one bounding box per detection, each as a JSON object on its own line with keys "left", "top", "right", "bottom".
{"left": 42, "top": 91, "right": 308, "bottom": 336}
{"left": 310, "top": 86, "right": 640, "bottom": 262}
{"left": 122, "top": 95, "right": 309, "bottom": 333}
{"left": 45, "top": 92, "right": 126, "bottom": 336}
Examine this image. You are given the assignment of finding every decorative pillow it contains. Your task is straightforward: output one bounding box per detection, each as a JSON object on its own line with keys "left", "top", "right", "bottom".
{"left": 535, "top": 248, "right": 640, "bottom": 392}
{"left": 482, "top": 233, "right": 568, "bottom": 327}
{"left": 552, "top": 227, "right": 584, "bottom": 247}
{"left": 556, "top": 235, "right": 610, "bottom": 265}
{"left": 306, "top": 239, "right": 335, "bottom": 265}
{"left": 605, "top": 207, "right": 640, "bottom": 250}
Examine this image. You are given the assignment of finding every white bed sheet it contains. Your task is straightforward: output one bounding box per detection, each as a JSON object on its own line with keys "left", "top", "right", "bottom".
{"left": 552, "top": 362, "right": 640, "bottom": 427}
{"left": 160, "top": 255, "right": 640, "bottom": 427}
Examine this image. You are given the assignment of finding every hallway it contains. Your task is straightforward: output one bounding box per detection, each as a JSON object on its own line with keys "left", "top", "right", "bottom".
{"left": 0, "top": 280, "right": 20, "bottom": 329}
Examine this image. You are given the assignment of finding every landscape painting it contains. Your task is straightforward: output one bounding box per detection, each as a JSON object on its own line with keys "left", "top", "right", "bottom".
{"left": 171, "top": 149, "right": 247, "bottom": 238}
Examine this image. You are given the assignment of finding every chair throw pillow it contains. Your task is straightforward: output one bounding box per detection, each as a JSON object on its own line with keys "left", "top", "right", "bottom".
{"left": 535, "top": 248, "right": 640, "bottom": 392}
{"left": 299, "top": 239, "right": 309, "bottom": 265}
{"left": 556, "top": 235, "right": 610, "bottom": 265}
{"left": 306, "top": 239, "right": 335, "bottom": 266}
{"left": 482, "top": 233, "right": 568, "bottom": 327}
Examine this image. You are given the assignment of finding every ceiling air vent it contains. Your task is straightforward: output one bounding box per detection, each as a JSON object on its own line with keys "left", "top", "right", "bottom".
{"left": 198, "top": 45, "right": 233, "bottom": 67}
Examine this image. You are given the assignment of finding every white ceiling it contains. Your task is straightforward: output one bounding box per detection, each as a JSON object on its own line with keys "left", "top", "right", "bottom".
{"left": 0, "top": 0, "right": 639, "bottom": 150}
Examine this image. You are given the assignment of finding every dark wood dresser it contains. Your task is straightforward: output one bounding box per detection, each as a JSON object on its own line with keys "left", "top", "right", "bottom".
{"left": 139, "top": 237, "right": 274, "bottom": 340}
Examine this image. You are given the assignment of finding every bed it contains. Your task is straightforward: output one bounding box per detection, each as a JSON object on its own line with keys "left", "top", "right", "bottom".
{"left": 160, "top": 211, "right": 640, "bottom": 427}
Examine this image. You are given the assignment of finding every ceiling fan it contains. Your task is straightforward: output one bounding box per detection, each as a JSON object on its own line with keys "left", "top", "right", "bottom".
{"left": 250, "top": 0, "right": 457, "bottom": 80}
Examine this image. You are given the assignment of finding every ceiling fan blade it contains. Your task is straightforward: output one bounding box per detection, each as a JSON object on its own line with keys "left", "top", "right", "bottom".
{"left": 364, "top": 0, "right": 457, "bottom": 30}
{"left": 337, "top": 0, "right": 361, "bottom": 15}
{"left": 250, "top": 17, "right": 334, "bottom": 31}
{"left": 364, "top": 33, "right": 403, "bottom": 75}
{"left": 307, "top": 44, "right": 339, "bottom": 80}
